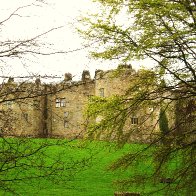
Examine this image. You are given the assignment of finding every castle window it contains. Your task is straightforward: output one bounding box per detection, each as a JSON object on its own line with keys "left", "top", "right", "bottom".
{"left": 99, "top": 88, "right": 104, "bottom": 97}
{"left": 64, "top": 111, "right": 69, "bottom": 128}
{"left": 64, "top": 111, "right": 69, "bottom": 118}
{"left": 60, "top": 98, "right": 66, "bottom": 107}
{"left": 64, "top": 120, "right": 69, "bottom": 128}
{"left": 131, "top": 117, "right": 138, "bottom": 125}
{"left": 55, "top": 98, "right": 61, "bottom": 107}
{"left": 56, "top": 98, "right": 66, "bottom": 107}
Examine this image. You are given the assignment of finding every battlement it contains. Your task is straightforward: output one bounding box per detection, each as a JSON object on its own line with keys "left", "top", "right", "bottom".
{"left": 2, "top": 65, "right": 136, "bottom": 89}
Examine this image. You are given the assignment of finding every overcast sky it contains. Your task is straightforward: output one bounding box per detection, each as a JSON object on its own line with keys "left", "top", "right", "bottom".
{"left": 0, "top": 0, "right": 118, "bottom": 82}
{"left": 0, "top": 0, "right": 150, "bottom": 82}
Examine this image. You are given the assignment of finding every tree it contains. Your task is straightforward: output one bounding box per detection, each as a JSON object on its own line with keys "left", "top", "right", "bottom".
{"left": 79, "top": 0, "right": 196, "bottom": 194}
{"left": 0, "top": 2, "right": 91, "bottom": 194}
{"left": 159, "top": 107, "right": 169, "bottom": 144}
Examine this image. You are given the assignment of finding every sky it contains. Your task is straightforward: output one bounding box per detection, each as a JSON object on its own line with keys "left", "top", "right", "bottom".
{"left": 0, "top": 0, "right": 117, "bottom": 82}
{"left": 0, "top": 0, "right": 147, "bottom": 82}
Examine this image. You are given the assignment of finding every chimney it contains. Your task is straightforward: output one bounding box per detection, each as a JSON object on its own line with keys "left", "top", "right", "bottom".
{"left": 64, "top": 73, "right": 72, "bottom": 82}
{"left": 82, "top": 70, "right": 91, "bottom": 82}
{"left": 35, "top": 78, "right": 41, "bottom": 87}
{"left": 95, "top": 69, "right": 103, "bottom": 79}
{"left": 8, "top": 77, "right": 14, "bottom": 83}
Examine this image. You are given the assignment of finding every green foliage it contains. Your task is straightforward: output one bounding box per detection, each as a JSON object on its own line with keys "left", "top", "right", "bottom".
{"left": 79, "top": 0, "right": 196, "bottom": 194}
{"left": 78, "top": 0, "right": 196, "bottom": 84}
{"left": 85, "top": 69, "right": 160, "bottom": 144}
{"left": 85, "top": 95, "right": 127, "bottom": 142}
{"left": 159, "top": 107, "right": 169, "bottom": 135}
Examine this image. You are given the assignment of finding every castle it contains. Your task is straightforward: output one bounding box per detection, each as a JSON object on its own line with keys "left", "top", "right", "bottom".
{"left": 0, "top": 66, "right": 193, "bottom": 142}
{"left": 0, "top": 66, "right": 153, "bottom": 139}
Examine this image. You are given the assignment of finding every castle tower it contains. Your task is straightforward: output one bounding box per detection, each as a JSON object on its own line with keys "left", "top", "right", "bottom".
{"left": 94, "top": 65, "right": 135, "bottom": 98}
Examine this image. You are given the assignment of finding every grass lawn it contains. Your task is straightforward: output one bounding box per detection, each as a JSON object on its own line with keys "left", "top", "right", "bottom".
{"left": 0, "top": 138, "right": 178, "bottom": 195}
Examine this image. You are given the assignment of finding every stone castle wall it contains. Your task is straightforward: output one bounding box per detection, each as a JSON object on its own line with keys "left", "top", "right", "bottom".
{"left": 0, "top": 80, "right": 44, "bottom": 136}
{"left": 0, "top": 66, "right": 162, "bottom": 140}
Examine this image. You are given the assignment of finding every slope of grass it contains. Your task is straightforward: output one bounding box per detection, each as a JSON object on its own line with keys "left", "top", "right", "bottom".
{"left": 0, "top": 139, "right": 179, "bottom": 195}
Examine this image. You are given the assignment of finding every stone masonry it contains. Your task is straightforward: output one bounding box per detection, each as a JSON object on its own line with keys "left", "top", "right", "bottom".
{"left": 0, "top": 66, "right": 165, "bottom": 140}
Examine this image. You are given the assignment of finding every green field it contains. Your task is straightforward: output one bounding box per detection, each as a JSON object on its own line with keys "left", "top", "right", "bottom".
{"left": 0, "top": 139, "right": 179, "bottom": 195}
